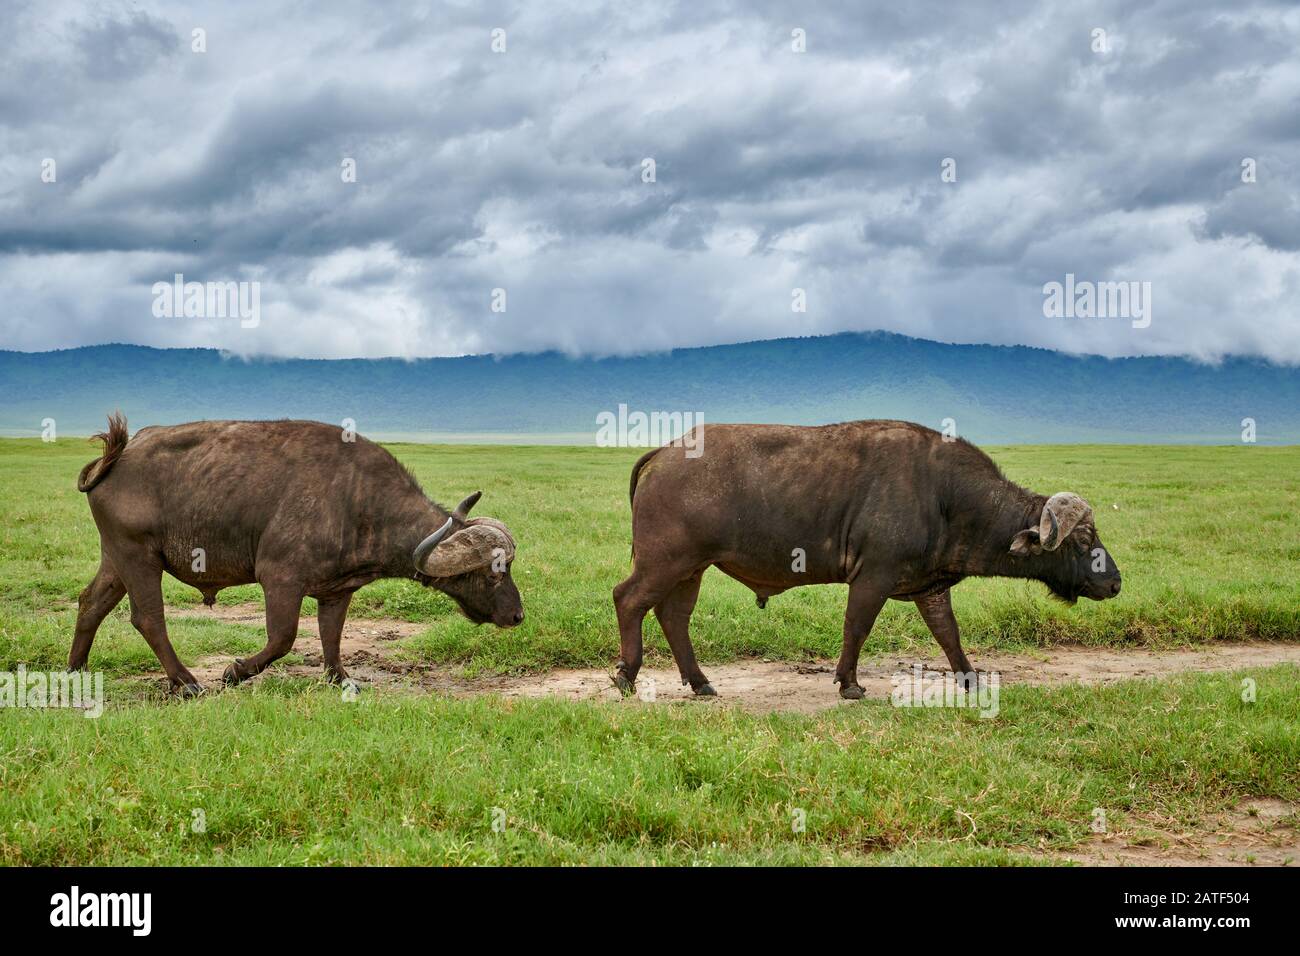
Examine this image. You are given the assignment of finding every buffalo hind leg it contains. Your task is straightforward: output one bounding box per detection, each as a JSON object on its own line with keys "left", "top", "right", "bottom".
{"left": 835, "top": 574, "right": 894, "bottom": 701}
{"left": 915, "top": 590, "right": 976, "bottom": 689}
{"left": 653, "top": 570, "right": 714, "bottom": 697}
{"left": 612, "top": 575, "right": 652, "bottom": 694}
{"left": 69, "top": 558, "right": 127, "bottom": 671}
{"left": 114, "top": 555, "right": 201, "bottom": 696}
{"left": 613, "top": 565, "right": 692, "bottom": 695}
{"left": 224, "top": 585, "right": 302, "bottom": 685}
{"left": 317, "top": 592, "right": 353, "bottom": 685}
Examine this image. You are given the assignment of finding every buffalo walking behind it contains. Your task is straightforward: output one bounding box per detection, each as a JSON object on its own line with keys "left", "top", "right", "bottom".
{"left": 73, "top": 415, "right": 523, "bottom": 695}
{"left": 614, "top": 420, "right": 1121, "bottom": 699}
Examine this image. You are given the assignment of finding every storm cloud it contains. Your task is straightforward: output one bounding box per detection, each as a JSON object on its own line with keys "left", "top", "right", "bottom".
{"left": 1, "top": 0, "right": 1297, "bottom": 361}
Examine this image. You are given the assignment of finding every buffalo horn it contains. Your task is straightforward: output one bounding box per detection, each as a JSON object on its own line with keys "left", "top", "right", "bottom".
{"left": 454, "top": 491, "right": 483, "bottom": 518}
{"left": 412, "top": 516, "right": 455, "bottom": 572}
{"left": 1037, "top": 493, "right": 1093, "bottom": 552}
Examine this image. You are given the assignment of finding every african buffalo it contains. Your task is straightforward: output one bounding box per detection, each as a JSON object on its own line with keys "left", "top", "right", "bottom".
{"left": 613, "top": 420, "right": 1121, "bottom": 699}
{"left": 73, "top": 415, "right": 522, "bottom": 695}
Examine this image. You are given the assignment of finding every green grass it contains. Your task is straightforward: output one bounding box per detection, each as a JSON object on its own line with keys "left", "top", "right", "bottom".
{"left": 0, "top": 438, "right": 1296, "bottom": 865}
{"left": 2, "top": 667, "right": 1296, "bottom": 865}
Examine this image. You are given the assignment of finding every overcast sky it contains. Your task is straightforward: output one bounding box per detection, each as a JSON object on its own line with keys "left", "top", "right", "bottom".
{"left": 1, "top": 1, "right": 1297, "bottom": 362}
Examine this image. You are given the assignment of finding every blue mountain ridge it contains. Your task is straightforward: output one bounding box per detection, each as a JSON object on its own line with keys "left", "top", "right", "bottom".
{"left": 1, "top": 331, "right": 1295, "bottom": 444}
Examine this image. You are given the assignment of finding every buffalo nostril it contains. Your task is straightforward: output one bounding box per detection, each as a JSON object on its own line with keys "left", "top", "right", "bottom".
{"left": 1109, "top": 580, "right": 1121, "bottom": 596}
{"left": 512, "top": 610, "right": 524, "bottom": 624}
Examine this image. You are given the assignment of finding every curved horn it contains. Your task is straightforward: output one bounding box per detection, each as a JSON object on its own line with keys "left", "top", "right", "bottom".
{"left": 412, "top": 517, "right": 454, "bottom": 572}
{"left": 1037, "top": 493, "right": 1092, "bottom": 552}
{"left": 419, "top": 521, "right": 515, "bottom": 578}
{"left": 454, "top": 491, "right": 482, "bottom": 518}
{"left": 1040, "top": 508, "right": 1060, "bottom": 551}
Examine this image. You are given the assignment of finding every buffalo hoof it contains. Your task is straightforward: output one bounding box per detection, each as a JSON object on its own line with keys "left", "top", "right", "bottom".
{"left": 839, "top": 684, "right": 866, "bottom": 701}
{"left": 613, "top": 672, "right": 636, "bottom": 698}
{"left": 174, "top": 682, "right": 204, "bottom": 699}
{"left": 222, "top": 659, "right": 248, "bottom": 686}
{"left": 692, "top": 683, "right": 717, "bottom": 697}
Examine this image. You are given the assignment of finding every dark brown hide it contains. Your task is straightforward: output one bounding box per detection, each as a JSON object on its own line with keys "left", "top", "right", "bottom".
{"left": 614, "top": 421, "right": 1121, "bottom": 698}
{"left": 71, "top": 417, "right": 522, "bottom": 694}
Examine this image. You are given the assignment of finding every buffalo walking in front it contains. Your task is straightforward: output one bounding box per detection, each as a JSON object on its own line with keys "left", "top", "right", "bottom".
{"left": 614, "top": 420, "right": 1121, "bottom": 699}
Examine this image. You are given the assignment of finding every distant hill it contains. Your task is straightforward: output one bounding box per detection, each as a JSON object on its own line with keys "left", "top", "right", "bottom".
{"left": 1, "top": 332, "right": 1296, "bottom": 444}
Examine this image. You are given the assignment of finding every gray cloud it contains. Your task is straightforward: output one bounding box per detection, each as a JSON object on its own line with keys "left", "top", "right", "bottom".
{"left": 0, "top": 0, "right": 1297, "bottom": 362}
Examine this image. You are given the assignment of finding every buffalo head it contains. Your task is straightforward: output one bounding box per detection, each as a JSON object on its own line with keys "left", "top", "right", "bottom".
{"left": 1009, "top": 492, "right": 1121, "bottom": 603}
{"left": 412, "top": 491, "right": 524, "bottom": 627}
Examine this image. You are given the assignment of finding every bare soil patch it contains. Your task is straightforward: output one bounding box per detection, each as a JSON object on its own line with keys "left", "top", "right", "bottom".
{"left": 498, "top": 644, "right": 1300, "bottom": 714}
{"left": 169, "top": 602, "right": 453, "bottom": 689}
{"left": 154, "top": 603, "right": 1300, "bottom": 866}
{"left": 168, "top": 603, "right": 1300, "bottom": 714}
{"left": 1051, "top": 799, "right": 1299, "bottom": 867}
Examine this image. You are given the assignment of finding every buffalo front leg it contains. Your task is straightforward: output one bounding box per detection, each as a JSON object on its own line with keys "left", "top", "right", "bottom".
{"left": 69, "top": 557, "right": 127, "bottom": 671}
{"left": 914, "top": 590, "right": 976, "bottom": 688}
{"left": 224, "top": 585, "right": 302, "bottom": 685}
{"left": 653, "top": 570, "right": 714, "bottom": 697}
{"left": 316, "top": 591, "right": 353, "bottom": 685}
{"left": 835, "top": 575, "right": 893, "bottom": 701}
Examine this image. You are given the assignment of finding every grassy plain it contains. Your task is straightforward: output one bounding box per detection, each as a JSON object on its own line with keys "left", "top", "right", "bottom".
{"left": 0, "top": 438, "right": 1296, "bottom": 864}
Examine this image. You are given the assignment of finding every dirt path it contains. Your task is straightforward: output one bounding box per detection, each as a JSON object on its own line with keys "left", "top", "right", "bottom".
{"left": 1051, "top": 798, "right": 1299, "bottom": 867}
{"left": 170, "top": 603, "right": 1300, "bottom": 713}
{"left": 168, "top": 603, "right": 1299, "bottom": 866}
{"left": 171, "top": 603, "right": 451, "bottom": 689}
{"left": 507, "top": 644, "right": 1300, "bottom": 714}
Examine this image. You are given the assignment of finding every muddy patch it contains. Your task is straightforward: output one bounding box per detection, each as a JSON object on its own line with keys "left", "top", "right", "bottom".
{"left": 147, "top": 605, "right": 1300, "bottom": 867}
{"left": 498, "top": 644, "right": 1300, "bottom": 715}
{"left": 164, "top": 603, "right": 1300, "bottom": 714}
{"left": 171, "top": 601, "right": 426, "bottom": 640}
{"left": 1051, "top": 798, "right": 1300, "bottom": 867}
{"left": 168, "top": 602, "right": 445, "bottom": 689}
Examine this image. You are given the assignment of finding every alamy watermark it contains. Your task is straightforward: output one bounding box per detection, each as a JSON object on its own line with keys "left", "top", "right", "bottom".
{"left": 152, "top": 273, "right": 260, "bottom": 328}
{"left": 1042, "top": 274, "right": 1151, "bottom": 329}
{"left": 1, "top": 666, "right": 104, "bottom": 718}
{"left": 50, "top": 886, "right": 150, "bottom": 936}
{"left": 891, "top": 664, "right": 999, "bottom": 718}
{"left": 596, "top": 404, "right": 705, "bottom": 458}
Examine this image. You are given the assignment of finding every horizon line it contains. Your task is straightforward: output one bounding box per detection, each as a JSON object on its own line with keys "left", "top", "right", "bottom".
{"left": 1, "top": 329, "right": 1291, "bottom": 368}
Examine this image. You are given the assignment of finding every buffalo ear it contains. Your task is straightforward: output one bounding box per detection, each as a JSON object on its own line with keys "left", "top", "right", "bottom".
{"left": 1009, "top": 529, "right": 1041, "bottom": 556}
